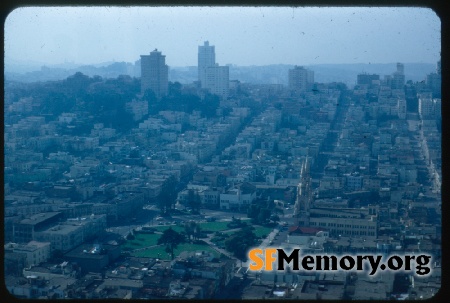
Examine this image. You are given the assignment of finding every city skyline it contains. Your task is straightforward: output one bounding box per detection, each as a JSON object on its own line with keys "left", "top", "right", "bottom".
{"left": 4, "top": 7, "right": 442, "bottom": 298}
{"left": 5, "top": 6, "right": 441, "bottom": 68}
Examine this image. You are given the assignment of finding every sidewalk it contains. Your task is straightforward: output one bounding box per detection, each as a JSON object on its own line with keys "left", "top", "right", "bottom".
{"left": 240, "top": 227, "right": 280, "bottom": 269}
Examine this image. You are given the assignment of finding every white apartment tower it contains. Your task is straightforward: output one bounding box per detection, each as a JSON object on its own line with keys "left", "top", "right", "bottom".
{"left": 198, "top": 41, "right": 216, "bottom": 84}
{"left": 391, "top": 62, "right": 405, "bottom": 89}
{"left": 203, "top": 65, "right": 229, "bottom": 99}
{"left": 198, "top": 41, "right": 229, "bottom": 99}
{"left": 397, "top": 62, "right": 404, "bottom": 74}
{"left": 288, "top": 66, "right": 314, "bottom": 92}
{"left": 141, "top": 49, "right": 169, "bottom": 98}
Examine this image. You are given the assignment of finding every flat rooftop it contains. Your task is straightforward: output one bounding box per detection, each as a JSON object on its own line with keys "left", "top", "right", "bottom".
{"left": 19, "top": 212, "right": 61, "bottom": 226}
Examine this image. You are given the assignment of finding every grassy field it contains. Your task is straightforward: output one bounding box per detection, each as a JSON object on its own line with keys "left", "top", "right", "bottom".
{"left": 150, "top": 219, "right": 251, "bottom": 234}
{"left": 224, "top": 226, "right": 273, "bottom": 238}
{"left": 122, "top": 219, "right": 271, "bottom": 258}
{"left": 131, "top": 243, "right": 219, "bottom": 259}
{"left": 252, "top": 226, "right": 273, "bottom": 238}
{"left": 121, "top": 233, "right": 161, "bottom": 251}
{"left": 198, "top": 221, "right": 234, "bottom": 232}
{"left": 152, "top": 225, "right": 185, "bottom": 233}
{"left": 198, "top": 219, "right": 252, "bottom": 231}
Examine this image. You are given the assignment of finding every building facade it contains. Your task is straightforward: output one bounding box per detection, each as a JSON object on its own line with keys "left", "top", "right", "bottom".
{"left": 13, "top": 212, "right": 63, "bottom": 244}
{"left": 141, "top": 49, "right": 169, "bottom": 98}
{"left": 357, "top": 73, "right": 380, "bottom": 86}
{"left": 391, "top": 63, "right": 405, "bottom": 89}
{"left": 288, "top": 66, "right": 314, "bottom": 92}
{"left": 203, "top": 65, "right": 229, "bottom": 99}
{"left": 34, "top": 215, "right": 107, "bottom": 252}
{"left": 198, "top": 41, "right": 229, "bottom": 99}
{"left": 308, "top": 207, "right": 378, "bottom": 239}
{"left": 12, "top": 241, "right": 51, "bottom": 267}
{"left": 198, "top": 41, "right": 215, "bottom": 85}
{"left": 219, "top": 183, "right": 256, "bottom": 211}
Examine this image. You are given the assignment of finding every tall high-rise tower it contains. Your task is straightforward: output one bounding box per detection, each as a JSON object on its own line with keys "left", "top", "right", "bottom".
{"left": 288, "top": 66, "right": 314, "bottom": 92}
{"left": 198, "top": 41, "right": 216, "bottom": 85}
{"left": 197, "top": 41, "right": 229, "bottom": 99}
{"left": 396, "top": 62, "right": 404, "bottom": 74}
{"left": 140, "top": 49, "right": 169, "bottom": 98}
{"left": 426, "top": 58, "right": 442, "bottom": 99}
{"left": 391, "top": 62, "right": 405, "bottom": 89}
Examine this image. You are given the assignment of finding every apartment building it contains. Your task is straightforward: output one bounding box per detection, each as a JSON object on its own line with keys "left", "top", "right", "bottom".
{"left": 308, "top": 206, "right": 378, "bottom": 239}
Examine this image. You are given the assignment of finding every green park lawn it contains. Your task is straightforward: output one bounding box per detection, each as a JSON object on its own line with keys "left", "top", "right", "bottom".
{"left": 252, "top": 226, "right": 273, "bottom": 238}
{"left": 198, "top": 221, "right": 234, "bottom": 232}
{"left": 131, "top": 243, "right": 219, "bottom": 260}
{"left": 152, "top": 225, "right": 185, "bottom": 233}
{"left": 122, "top": 219, "right": 272, "bottom": 259}
{"left": 198, "top": 218, "right": 252, "bottom": 232}
{"left": 121, "top": 233, "right": 161, "bottom": 251}
{"left": 224, "top": 225, "right": 273, "bottom": 238}
{"left": 151, "top": 219, "right": 251, "bottom": 234}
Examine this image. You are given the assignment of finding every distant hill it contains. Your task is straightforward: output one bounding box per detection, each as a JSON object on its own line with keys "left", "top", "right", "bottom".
{"left": 5, "top": 61, "right": 140, "bottom": 83}
{"left": 4, "top": 60, "right": 436, "bottom": 87}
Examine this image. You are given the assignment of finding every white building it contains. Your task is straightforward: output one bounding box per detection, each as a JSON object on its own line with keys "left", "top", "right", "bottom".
{"left": 288, "top": 66, "right": 314, "bottom": 91}
{"left": 345, "top": 172, "right": 363, "bottom": 191}
{"left": 391, "top": 63, "right": 405, "bottom": 89}
{"left": 419, "top": 96, "right": 434, "bottom": 119}
{"left": 198, "top": 41, "right": 229, "bottom": 99}
{"left": 286, "top": 226, "right": 329, "bottom": 252}
{"left": 198, "top": 41, "right": 215, "bottom": 85}
{"left": 203, "top": 65, "right": 229, "bottom": 99}
{"left": 34, "top": 215, "right": 107, "bottom": 252}
{"left": 220, "top": 183, "right": 256, "bottom": 211}
{"left": 308, "top": 207, "right": 378, "bottom": 239}
{"left": 12, "top": 241, "right": 51, "bottom": 267}
{"left": 397, "top": 97, "right": 407, "bottom": 119}
{"left": 125, "top": 99, "right": 149, "bottom": 121}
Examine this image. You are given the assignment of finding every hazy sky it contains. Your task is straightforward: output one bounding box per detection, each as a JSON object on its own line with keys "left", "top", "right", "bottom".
{"left": 4, "top": 6, "right": 441, "bottom": 67}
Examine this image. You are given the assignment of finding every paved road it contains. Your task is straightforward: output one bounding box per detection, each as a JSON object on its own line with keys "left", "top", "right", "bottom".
{"left": 203, "top": 236, "right": 236, "bottom": 260}
{"left": 239, "top": 227, "right": 281, "bottom": 269}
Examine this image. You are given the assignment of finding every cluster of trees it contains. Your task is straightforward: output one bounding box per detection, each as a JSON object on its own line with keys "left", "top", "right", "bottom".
{"left": 157, "top": 175, "right": 178, "bottom": 214}
{"left": 133, "top": 218, "right": 261, "bottom": 263}
{"left": 184, "top": 220, "right": 203, "bottom": 241}
{"left": 126, "top": 223, "right": 202, "bottom": 261}
{"left": 154, "top": 219, "right": 260, "bottom": 262}
{"left": 224, "top": 226, "right": 258, "bottom": 263}
{"left": 7, "top": 72, "right": 140, "bottom": 133}
{"left": 144, "top": 84, "right": 221, "bottom": 118}
{"left": 247, "top": 204, "right": 271, "bottom": 225}
{"left": 157, "top": 227, "right": 186, "bottom": 260}
{"left": 155, "top": 224, "right": 205, "bottom": 260}
{"left": 186, "top": 189, "right": 201, "bottom": 213}
{"left": 226, "top": 217, "right": 247, "bottom": 229}
{"left": 83, "top": 74, "right": 139, "bottom": 131}
{"left": 247, "top": 199, "right": 280, "bottom": 225}
{"left": 7, "top": 72, "right": 225, "bottom": 135}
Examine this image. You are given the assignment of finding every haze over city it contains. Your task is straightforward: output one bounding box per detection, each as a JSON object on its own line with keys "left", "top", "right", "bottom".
{"left": 5, "top": 6, "right": 441, "bottom": 67}
{"left": 4, "top": 5, "right": 442, "bottom": 301}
